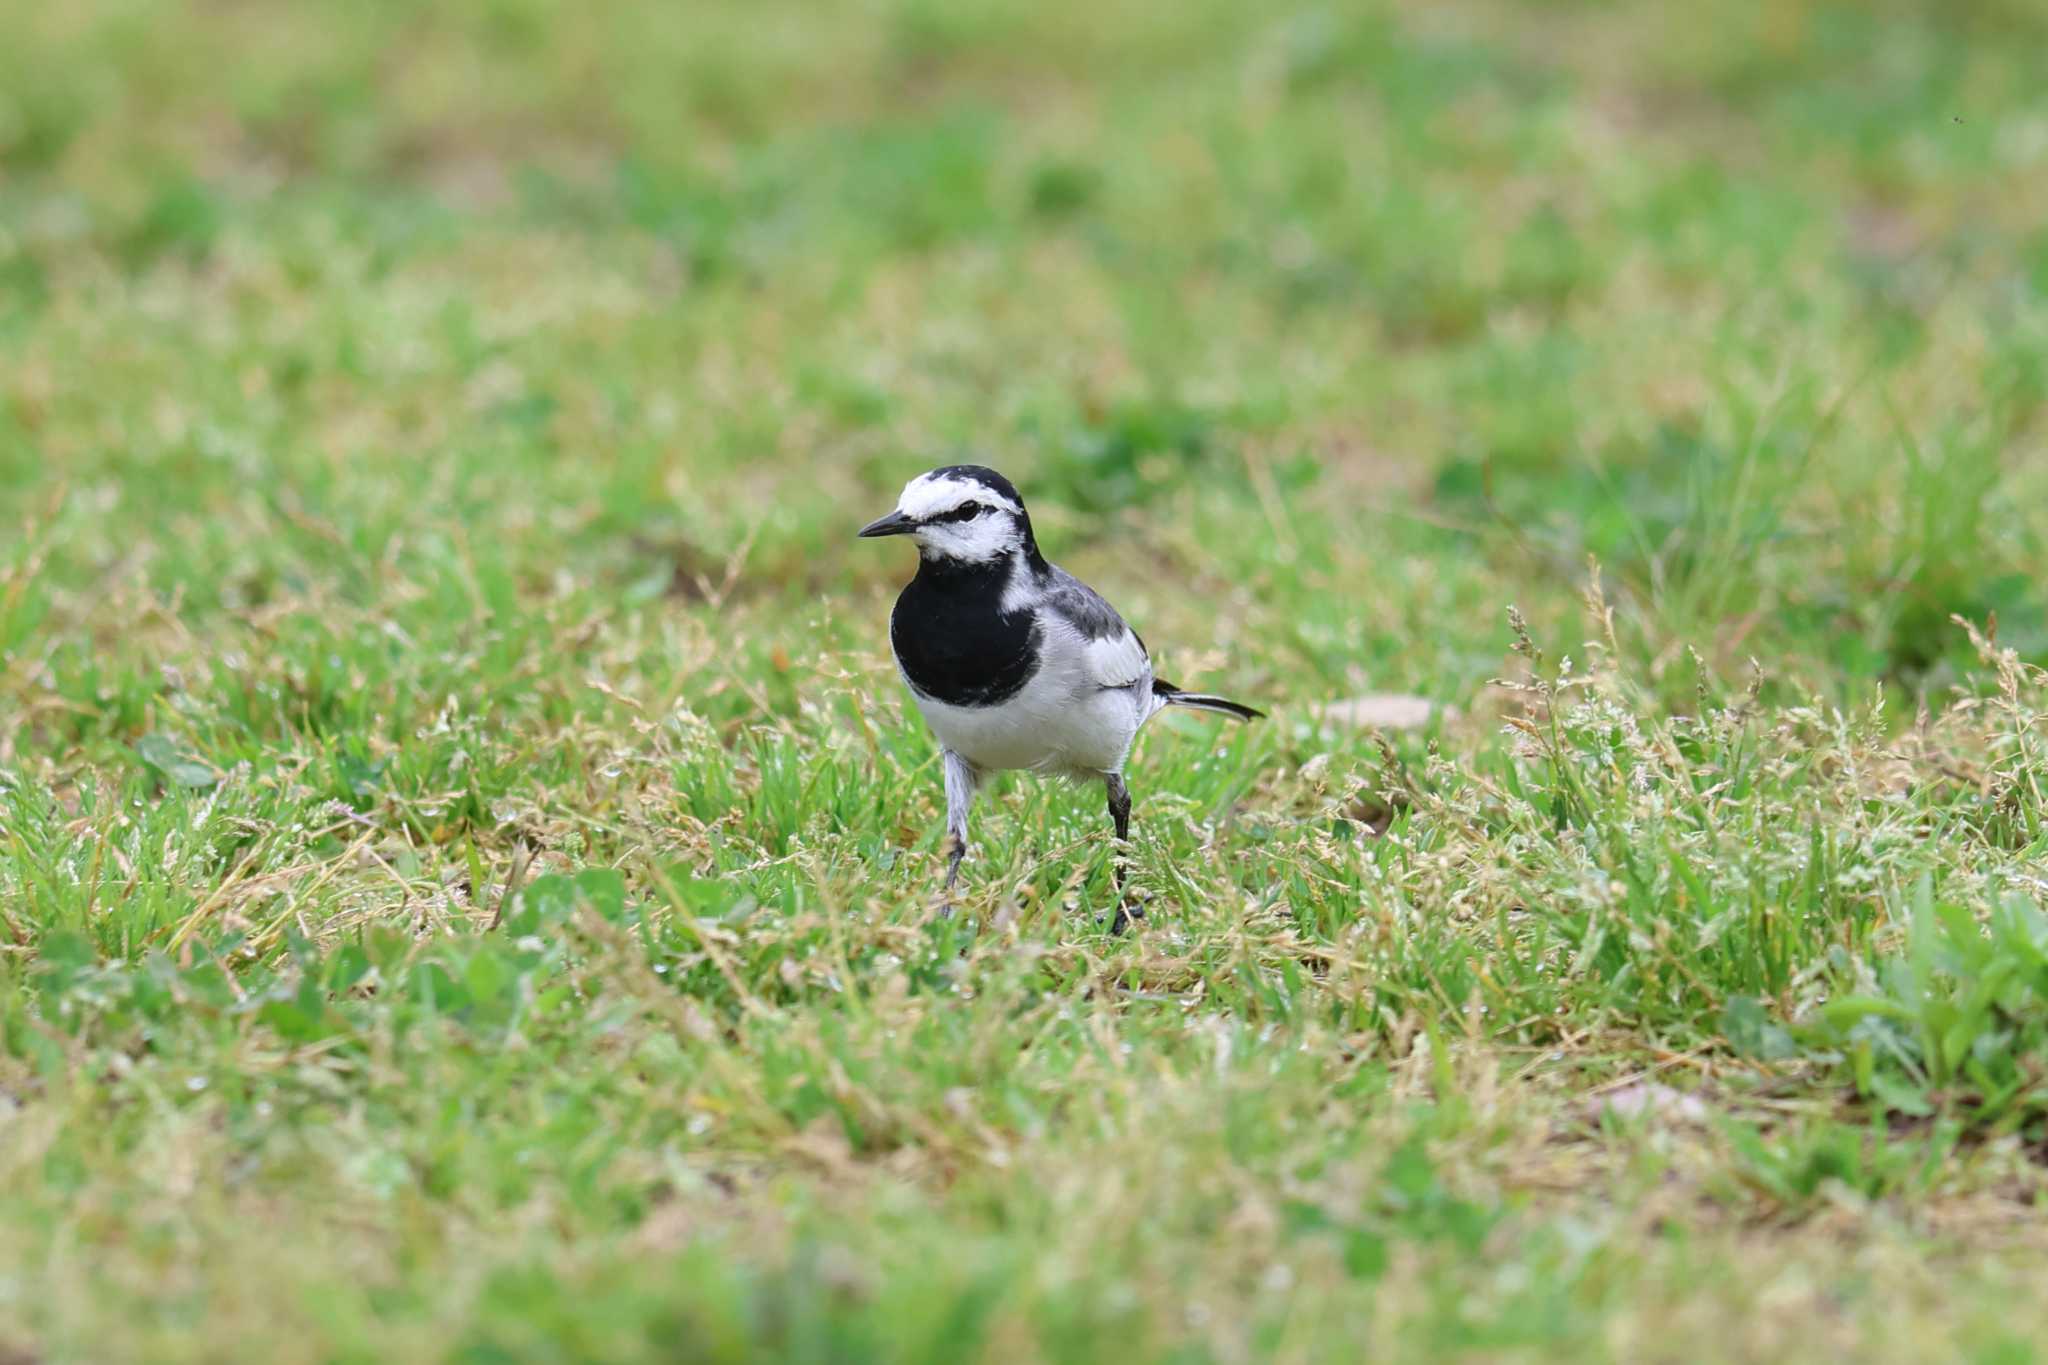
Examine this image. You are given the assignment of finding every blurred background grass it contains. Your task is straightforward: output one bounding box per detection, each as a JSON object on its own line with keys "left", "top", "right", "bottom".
{"left": 6, "top": 0, "right": 2047, "bottom": 724}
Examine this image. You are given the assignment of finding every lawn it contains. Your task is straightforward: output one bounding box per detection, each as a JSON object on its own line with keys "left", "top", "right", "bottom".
{"left": 5, "top": 0, "right": 2048, "bottom": 1359}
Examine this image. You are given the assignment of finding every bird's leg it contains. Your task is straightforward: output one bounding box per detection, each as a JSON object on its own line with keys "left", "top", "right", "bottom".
{"left": 944, "top": 834, "right": 967, "bottom": 892}
{"left": 1106, "top": 772, "right": 1132, "bottom": 887}
{"left": 938, "top": 750, "right": 979, "bottom": 916}
{"left": 1105, "top": 771, "right": 1142, "bottom": 934}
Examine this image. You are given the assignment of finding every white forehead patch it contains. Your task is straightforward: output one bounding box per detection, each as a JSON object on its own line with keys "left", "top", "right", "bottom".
{"left": 897, "top": 473, "right": 1020, "bottom": 521}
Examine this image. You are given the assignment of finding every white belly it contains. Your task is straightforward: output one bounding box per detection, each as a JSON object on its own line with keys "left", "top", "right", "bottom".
{"left": 903, "top": 655, "right": 1151, "bottom": 776}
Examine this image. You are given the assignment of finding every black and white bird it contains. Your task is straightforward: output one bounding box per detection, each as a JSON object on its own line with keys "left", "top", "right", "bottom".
{"left": 859, "top": 464, "right": 1261, "bottom": 924}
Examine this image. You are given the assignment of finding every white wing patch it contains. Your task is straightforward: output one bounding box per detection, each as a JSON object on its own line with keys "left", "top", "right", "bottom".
{"left": 1083, "top": 627, "right": 1149, "bottom": 690}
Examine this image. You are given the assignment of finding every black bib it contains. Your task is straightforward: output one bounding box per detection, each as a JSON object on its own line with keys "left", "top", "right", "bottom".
{"left": 891, "top": 556, "right": 1042, "bottom": 707}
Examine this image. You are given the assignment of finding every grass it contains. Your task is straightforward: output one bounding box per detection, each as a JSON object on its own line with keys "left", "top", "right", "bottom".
{"left": 4, "top": 0, "right": 2048, "bottom": 1359}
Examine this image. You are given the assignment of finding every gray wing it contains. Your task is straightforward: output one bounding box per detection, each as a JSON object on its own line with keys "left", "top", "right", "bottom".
{"left": 1042, "top": 566, "right": 1151, "bottom": 690}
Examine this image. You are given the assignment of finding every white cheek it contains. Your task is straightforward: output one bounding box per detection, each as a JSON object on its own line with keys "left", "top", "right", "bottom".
{"left": 918, "top": 519, "right": 1010, "bottom": 562}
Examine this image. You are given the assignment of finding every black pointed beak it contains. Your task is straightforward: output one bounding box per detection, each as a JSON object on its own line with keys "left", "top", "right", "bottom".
{"left": 858, "top": 510, "right": 916, "bottom": 538}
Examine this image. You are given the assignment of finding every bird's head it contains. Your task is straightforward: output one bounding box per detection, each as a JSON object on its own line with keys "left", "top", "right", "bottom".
{"left": 858, "top": 465, "right": 1037, "bottom": 567}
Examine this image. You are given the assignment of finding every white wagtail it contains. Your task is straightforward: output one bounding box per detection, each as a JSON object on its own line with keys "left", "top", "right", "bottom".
{"left": 859, "top": 464, "right": 1261, "bottom": 926}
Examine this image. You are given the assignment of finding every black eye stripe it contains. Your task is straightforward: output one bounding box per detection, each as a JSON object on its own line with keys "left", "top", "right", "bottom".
{"left": 933, "top": 501, "right": 987, "bottom": 524}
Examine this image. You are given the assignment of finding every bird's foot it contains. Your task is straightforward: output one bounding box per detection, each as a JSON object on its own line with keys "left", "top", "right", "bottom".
{"left": 925, "top": 836, "right": 967, "bottom": 923}
{"left": 1103, "top": 883, "right": 1151, "bottom": 936}
{"left": 1105, "top": 902, "right": 1145, "bottom": 936}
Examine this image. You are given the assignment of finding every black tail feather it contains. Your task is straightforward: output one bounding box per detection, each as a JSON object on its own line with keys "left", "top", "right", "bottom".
{"left": 1152, "top": 679, "right": 1263, "bottom": 722}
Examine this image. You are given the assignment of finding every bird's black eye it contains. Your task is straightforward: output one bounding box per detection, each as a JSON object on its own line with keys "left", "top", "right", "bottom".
{"left": 937, "top": 501, "right": 986, "bottom": 523}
